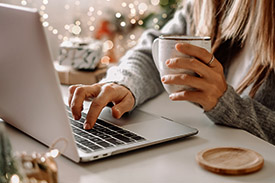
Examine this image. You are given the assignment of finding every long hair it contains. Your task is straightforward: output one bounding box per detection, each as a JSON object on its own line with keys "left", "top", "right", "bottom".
{"left": 189, "top": 0, "right": 275, "bottom": 97}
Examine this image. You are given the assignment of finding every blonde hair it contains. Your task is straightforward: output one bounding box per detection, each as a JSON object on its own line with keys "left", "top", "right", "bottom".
{"left": 190, "top": 0, "right": 275, "bottom": 97}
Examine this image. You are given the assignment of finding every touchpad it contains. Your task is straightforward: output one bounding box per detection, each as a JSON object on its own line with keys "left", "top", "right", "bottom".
{"left": 98, "top": 107, "right": 157, "bottom": 126}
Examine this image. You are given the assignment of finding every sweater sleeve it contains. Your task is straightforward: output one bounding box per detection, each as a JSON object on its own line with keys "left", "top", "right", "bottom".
{"left": 205, "top": 85, "right": 275, "bottom": 144}
{"left": 100, "top": 7, "right": 192, "bottom": 107}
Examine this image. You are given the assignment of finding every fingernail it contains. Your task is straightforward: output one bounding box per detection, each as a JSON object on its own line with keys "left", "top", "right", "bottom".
{"left": 169, "top": 94, "right": 175, "bottom": 99}
{"left": 84, "top": 123, "right": 91, "bottom": 130}
{"left": 166, "top": 60, "right": 170, "bottom": 65}
{"left": 161, "top": 76, "right": 166, "bottom": 82}
{"left": 175, "top": 43, "right": 182, "bottom": 48}
{"left": 73, "top": 114, "right": 79, "bottom": 120}
{"left": 113, "top": 107, "right": 121, "bottom": 119}
{"left": 176, "top": 43, "right": 186, "bottom": 51}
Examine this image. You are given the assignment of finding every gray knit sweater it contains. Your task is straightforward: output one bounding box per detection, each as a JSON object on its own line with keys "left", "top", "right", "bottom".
{"left": 100, "top": 7, "right": 275, "bottom": 145}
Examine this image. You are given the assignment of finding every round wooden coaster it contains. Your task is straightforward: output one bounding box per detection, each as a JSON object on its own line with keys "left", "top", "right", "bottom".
{"left": 196, "top": 147, "right": 264, "bottom": 175}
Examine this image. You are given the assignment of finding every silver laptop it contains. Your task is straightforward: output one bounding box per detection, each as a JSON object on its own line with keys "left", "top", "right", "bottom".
{"left": 0, "top": 3, "right": 198, "bottom": 163}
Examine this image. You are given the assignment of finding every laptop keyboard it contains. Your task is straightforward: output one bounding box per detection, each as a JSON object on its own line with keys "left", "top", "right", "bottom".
{"left": 66, "top": 106, "right": 146, "bottom": 153}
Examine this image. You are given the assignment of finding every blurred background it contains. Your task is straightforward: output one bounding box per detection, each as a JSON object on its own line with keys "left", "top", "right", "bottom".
{"left": 0, "top": 0, "right": 181, "bottom": 64}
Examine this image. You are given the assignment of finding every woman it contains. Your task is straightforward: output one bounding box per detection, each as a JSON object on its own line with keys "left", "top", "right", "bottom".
{"left": 68, "top": 0, "right": 275, "bottom": 145}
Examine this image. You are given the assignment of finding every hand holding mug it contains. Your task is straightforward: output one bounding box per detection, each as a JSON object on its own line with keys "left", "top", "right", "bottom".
{"left": 152, "top": 35, "right": 212, "bottom": 93}
{"left": 162, "top": 43, "right": 227, "bottom": 111}
{"left": 152, "top": 35, "right": 227, "bottom": 111}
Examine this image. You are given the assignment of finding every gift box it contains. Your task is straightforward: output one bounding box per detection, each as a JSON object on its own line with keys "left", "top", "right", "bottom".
{"left": 54, "top": 61, "right": 107, "bottom": 85}
{"left": 58, "top": 37, "right": 103, "bottom": 70}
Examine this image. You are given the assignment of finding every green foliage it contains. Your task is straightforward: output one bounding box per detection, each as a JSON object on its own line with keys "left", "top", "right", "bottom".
{"left": 141, "top": 0, "right": 182, "bottom": 29}
{"left": 0, "top": 124, "right": 22, "bottom": 182}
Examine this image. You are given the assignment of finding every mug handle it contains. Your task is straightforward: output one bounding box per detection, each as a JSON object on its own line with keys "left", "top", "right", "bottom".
{"left": 152, "top": 38, "right": 159, "bottom": 70}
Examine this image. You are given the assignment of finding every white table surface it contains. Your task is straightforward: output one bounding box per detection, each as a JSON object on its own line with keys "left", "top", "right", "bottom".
{"left": 3, "top": 85, "right": 275, "bottom": 183}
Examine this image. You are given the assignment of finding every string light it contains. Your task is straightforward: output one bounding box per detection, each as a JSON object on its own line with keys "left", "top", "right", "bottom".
{"left": 89, "top": 7, "right": 95, "bottom": 12}
{"left": 58, "top": 34, "right": 63, "bottom": 40}
{"left": 130, "top": 8, "right": 136, "bottom": 16}
{"left": 64, "top": 24, "right": 70, "bottom": 30}
{"left": 162, "top": 13, "right": 168, "bottom": 18}
{"left": 130, "top": 18, "right": 136, "bottom": 24}
{"left": 90, "top": 17, "right": 96, "bottom": 21}
{"left": 115, "top": 12, "right": 122, "bottom": 18}
{"left": 151, "top": 0, "right": 160, "bottom": 6}
{"left": 103, "top": 40, "right": 114, "bottom": 52}
{"left": 101, "top": 56, "right": 111, "bottom": 65}
{"left": 130, "top": 34, "right": 136, "bottom": 40}
{"left": 42, "top": 21, "right": 49, "bottom": 27}
{"left": 48, "top": 26, "right": 53, "bottom": 31}
{"left": 42, "top": 13, "right": 48, "bottom": 19}
{"left": 153, "top": 18, "right": 158, "bottom": 23}
{"left": 52, "top": 29, "right": 58, "bottom": 34}
{"left": 121, "top": 2, "right": 127, "bottom": 7}
{"left": 128, "top": 3, "right": 134, "bottom": 9}
{"left": 10, "top": 174, "right": 20, "bottom": 183}
{"left": 40, "top": 5, "right": 46, "bottom": 10}
{"left": 19, "top": 0, "right": 161, "bottom": 37}
{"left": 138, "top": 3, "right": 148, "bottom": 12}
{"left": 19, "top": 0, "right": 164, "bottom": 58}
{"left": 75, "top": 20, "right": 81, "bottom": 26}
{"left": 49, "top": 149, "right": 60, "bottom": 158}
{"left": 71, "top": 24, "right": 81, "bottom": 35}
{"left": 97, "top": 10, "right": 103, "bottom": 16}
{"left": 120, "top": 21, "right": 126, "bottom": 27}
{"left": 154, "top": 24, "right": 160, "bottom": 30}
{"left": 89, "top": 26, "right": 95, "bottom": 31}
{"left": 21, "top": 0, "right": 27, "bottom": 6}
{"left": 138, "top": 20, "right": 144, "bottom": 25}
{"left": 42, "top": 0, "right": 48, "bottom": 5}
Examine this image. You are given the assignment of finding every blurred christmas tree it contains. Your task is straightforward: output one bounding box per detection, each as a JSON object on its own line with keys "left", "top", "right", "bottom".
{"left": 94, "top": 0, "right": 182, "bottom": 62}
{"left": 141, "top": 0, "right": 182, "bottom": 30}
{"left": 104, "top": 0, "right": 182, "bottom": 33}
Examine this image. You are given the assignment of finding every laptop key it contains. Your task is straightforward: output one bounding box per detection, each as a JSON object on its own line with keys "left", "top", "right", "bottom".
{"left": 72, "top": 127, "right": 84, "bottom": 135}
{"left": 120, "top": 131, "right": 136, "bottom": 137}
{"left": 96, "top": 134, "right": 112, "bottom": 139}
{"left": 74, "top": 134, "right": 83, "bottom": 142}
{"left": 95, "top": 141, "right": 114, "bottom": 148}
{"left": 76, "top": 143, "right": 93, "bottom": 153}
{"left": 105, "top": 131, "right": 119, "bottom": 136}
{"left": 93, "top": 126, "right": 105, "bottom": 132}
{"left": 78, "top": 117, "right": 85, "bottom": 123}
{"left": 96, "top": 119, "right": 112, "bottom": 127}
{"left": 105, "top": 138, "right": 124, "bottom": 145}
{"left": 131, "top": 136, "right": 146, "bottom": 141}
{"left": 100, "top": 128, "right": 114, "bottom": 134}
{"left": 70, "top": 120, "right": 83, "bottom": 128}
{"left": 113, "top": 134, "right": 133, "bottom": 143}
{"left": 86, "top": 136, "right": 103, "bottom": 143}
{"left": 88, "top": 145, "right": 103, "bottom": 151}
{"left": 67, "top": 105, "right": 146, "bottom": 148}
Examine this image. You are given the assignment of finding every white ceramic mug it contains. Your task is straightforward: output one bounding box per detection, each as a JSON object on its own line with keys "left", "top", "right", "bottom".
{"left": 152, "top": 35, "right": 211, "bottom": 94}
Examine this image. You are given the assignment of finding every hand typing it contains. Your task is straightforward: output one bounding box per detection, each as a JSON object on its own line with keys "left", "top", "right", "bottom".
{"left": 68, "top": 83, "right": 135, "bottom": 130}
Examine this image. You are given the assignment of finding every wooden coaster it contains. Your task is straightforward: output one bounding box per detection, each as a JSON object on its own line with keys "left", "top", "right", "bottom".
{"left": 196, "top": 147, "right": 264, "bottom": 175}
